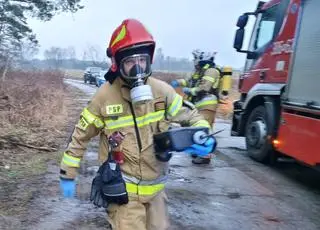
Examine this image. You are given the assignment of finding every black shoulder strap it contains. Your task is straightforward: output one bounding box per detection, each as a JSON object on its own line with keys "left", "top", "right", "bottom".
{"left": 104, "top": 69, "right": 119, "bottom": 84}
{"left": 164, "top": 96, "right": 168, "bottom": 120}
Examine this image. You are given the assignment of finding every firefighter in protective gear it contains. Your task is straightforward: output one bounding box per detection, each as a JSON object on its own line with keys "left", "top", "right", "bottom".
{"left": 59, "top": 19, "right": 213, "bottom": 230}
{"left": 171, "top": 49, "right": 203, "bottom": 101}
{"left": 171, "top": 51, "right": 220, "bottom": 165}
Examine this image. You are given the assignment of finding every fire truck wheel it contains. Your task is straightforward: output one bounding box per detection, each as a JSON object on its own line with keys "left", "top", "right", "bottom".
{"left": 245, "top": 105, "right": 274, "bottom": 163}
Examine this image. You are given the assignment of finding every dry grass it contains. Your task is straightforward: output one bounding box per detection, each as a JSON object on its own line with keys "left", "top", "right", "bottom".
{"left": 0, "top": 70, "right": 68, "bottom": 179}
{"left": 0, "top": 71, "right": 87, "bottom": 217}
{"left": 153, "top": 71, "right": 189, "bottom": 83}
{"left": 0, "top": 71, "right": 66, "bottom": 128}
{"left": 64, "top": 68, "right": 84, "bottom": 79}
{"left": 217, "top": 88, "right": 240, "bottom": 120}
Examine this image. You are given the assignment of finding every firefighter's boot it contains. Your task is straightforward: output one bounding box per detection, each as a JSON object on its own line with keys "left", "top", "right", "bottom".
{"left": 192, "top": 156, "right": 211, "bottom": 164}
{"left": 191, "top": 153, "right": 198, "bottom": 158}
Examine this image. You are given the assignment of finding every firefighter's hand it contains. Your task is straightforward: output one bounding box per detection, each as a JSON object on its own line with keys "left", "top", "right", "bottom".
{"left": 170, "top": 80, "right": 179, "bottom": 88}
{"left": 184, "top": 137, "right": 216, "bottom": 157}
{"left": 219, "top": 91, "right": 229, "bottom": 102}
{"left": 60, "top": 178, "right": 76, "bottom": 198}
{"left": 90, "top": 174, "right": 108, "bottom": 208}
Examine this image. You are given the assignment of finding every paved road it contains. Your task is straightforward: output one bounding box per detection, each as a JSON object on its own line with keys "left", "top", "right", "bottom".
{"left": 60, "top": 79, "right": 320, "bottom": 230}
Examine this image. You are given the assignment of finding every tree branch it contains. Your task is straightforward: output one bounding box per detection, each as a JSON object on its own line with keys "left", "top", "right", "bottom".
{"left": 0, "top": 137, "right": 58, "bottom": 152}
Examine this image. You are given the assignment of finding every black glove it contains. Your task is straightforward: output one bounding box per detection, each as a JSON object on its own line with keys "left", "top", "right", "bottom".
{"left": 155, "top": 151, "right": 173, "bottom": 162}
{"left": 90, "top": 174, "right": 108, "bottom": 208}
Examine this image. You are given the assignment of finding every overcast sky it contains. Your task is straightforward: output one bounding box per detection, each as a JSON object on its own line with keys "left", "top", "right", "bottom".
{"left": 28, "top": 0, "right": 259, "bottom": 68}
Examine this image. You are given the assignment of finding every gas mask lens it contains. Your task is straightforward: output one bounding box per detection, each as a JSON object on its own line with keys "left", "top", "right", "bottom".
{"left": 119, "top": 54, "right": 153, "bottom": 104}
{"left": 120, "top": 54, "right": 151, "bottom": 80}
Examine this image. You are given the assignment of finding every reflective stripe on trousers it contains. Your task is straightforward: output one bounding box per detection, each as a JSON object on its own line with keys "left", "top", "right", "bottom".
{"left": 195, "top": 95, "right": 218, "bottom": 108}
{"left": 125, "top": 183, "right": 165, "bottom": 196}
{"left": 122, "top": 173, "right": 167, "bottom": 196}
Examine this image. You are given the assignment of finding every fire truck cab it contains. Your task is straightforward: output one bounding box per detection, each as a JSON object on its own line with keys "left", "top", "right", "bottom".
{"left": 231, "top": 0, "right": 320, "bottom": 168}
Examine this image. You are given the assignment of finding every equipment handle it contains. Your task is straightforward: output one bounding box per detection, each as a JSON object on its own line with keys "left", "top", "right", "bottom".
{"left": 193, "top": 129, "right": 225, "bottom": 144}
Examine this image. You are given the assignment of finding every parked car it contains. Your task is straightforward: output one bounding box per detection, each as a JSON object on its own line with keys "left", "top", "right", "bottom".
{"left": 84, "top": 67, "right": 102, "bottom": 84}
{"left": 96, "top": 70, "right": 108, "bottom": 87}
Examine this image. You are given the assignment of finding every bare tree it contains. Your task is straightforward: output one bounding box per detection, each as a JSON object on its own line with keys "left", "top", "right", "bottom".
{"left": 44, "top": 47, "right": 66, "bottom": 69}
{"left": 64, "top": 46, "right": 76, "bottom": 68}
{"left": 19, "top": 41, "right": 39, "bottom": 61}
{"left": 154, "top": 48, "right": 164, "bottom": 70}
{"left": 0, "top": 51, "right": 11, "bottom": 81}
{"left": 0, "top": 0, "right": 84, "bottom": 80}
{"left": 85, "top": 44, "right": 103, "bottom": 65}
{"left": 66, "top": 46, "right": 76, "bottom": 60}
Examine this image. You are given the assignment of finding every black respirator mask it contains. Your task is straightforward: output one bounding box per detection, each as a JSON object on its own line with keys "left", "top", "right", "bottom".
{"left": 119, "top": 54, "right": 153, "bottom": 104}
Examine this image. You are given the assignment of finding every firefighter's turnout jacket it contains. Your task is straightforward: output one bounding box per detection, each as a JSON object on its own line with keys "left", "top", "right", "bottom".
{"left": 176, "top": 63, "right": 220, "bottom": 112}
{"left": 60, "top": 76, "right": 210, "bottom": 198}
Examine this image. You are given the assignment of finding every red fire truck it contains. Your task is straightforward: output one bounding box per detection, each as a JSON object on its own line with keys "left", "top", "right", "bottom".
{"left": 231, "top": 0, "right": 320, "bottom": 168}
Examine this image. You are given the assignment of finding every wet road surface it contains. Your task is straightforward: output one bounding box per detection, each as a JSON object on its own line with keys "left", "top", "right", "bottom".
{"left": 16, "top": 79, "right": 320, "bottom": 230}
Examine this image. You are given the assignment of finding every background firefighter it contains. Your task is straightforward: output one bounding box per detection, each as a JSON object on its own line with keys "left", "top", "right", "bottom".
{"left": 59, "top": 19, "right": 216, "bottom": 230}
{"left": 173, "top": 49, "right": 203, "bottom": 102}
{"left": 171, "top": 51, "right": 221, "bottom": 164}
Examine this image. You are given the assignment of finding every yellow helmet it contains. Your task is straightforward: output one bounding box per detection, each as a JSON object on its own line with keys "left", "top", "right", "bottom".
{"left": 222, "top": 66, "right": 232, "bottom": 73}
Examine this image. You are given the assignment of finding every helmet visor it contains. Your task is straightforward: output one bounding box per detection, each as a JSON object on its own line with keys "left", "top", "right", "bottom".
{"left": 119, "top": 54, "right": 151, "bottom": 80}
